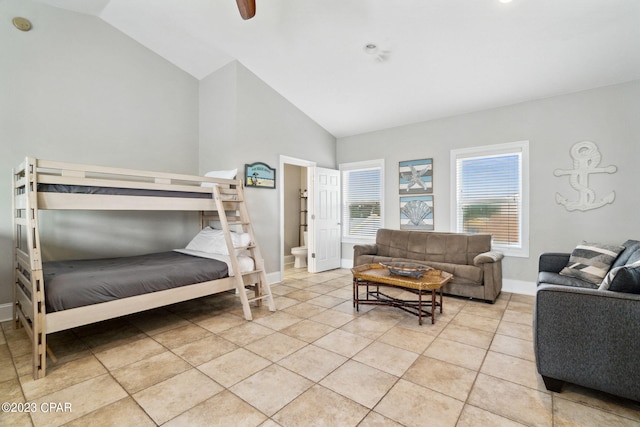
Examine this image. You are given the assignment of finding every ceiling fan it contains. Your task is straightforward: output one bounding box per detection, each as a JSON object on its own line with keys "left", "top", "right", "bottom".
{"left": 236, "top": 0, "right": 256, "bottom": 20}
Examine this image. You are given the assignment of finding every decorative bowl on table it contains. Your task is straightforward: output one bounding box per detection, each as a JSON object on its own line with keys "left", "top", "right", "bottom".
{"left": 379, "top": 262, "right": 433, "bottom": 278}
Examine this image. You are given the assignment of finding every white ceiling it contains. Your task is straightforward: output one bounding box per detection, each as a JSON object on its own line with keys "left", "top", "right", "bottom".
{"left": 38, "top": 0, "right": 640, "bottom": 138}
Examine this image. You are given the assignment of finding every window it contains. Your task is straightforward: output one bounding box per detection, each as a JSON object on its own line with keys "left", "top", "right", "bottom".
{"left": 451, "top": 141, "right": 529, "bottom": 257}
{"left": 340, "top": 159, "right": 384, "bottom": 242}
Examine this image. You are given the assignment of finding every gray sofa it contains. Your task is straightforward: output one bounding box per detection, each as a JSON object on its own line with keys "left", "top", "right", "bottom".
{"left": 534, "top": 240, "right": 640, "bottom": 402}
{"left": 353, "top": 228, "right": 504, "bottom": 303}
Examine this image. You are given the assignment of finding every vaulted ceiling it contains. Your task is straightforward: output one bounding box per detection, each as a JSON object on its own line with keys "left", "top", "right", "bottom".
{"left": 38, "top": 0, "right": 640, "bottom": 137}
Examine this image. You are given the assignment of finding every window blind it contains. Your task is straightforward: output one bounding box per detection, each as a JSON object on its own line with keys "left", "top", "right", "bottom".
{"left": 455, "top": 153, "right": 522, "bottom": 247}
{"left": 341, "top": 166, "right": 382, "bottom": 239}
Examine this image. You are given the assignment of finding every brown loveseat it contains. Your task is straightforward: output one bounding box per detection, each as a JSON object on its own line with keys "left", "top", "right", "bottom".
{"left": 353, "top": 228, "right": 504, "bottom": 303}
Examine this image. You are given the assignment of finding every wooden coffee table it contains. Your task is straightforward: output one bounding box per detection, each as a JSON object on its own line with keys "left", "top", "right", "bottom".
{"left": 351, "top": 263, "right": 453, "bottom": 325}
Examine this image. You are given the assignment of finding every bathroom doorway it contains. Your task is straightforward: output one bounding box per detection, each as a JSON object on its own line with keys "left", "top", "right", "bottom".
{"left": 279, "top": 156, "right": 315, "bottom": 279}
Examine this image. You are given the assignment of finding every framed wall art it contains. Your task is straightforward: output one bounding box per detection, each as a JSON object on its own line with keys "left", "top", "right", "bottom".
{"left": 245, "top": 162, "right": 276, "bottom": 189}
{"left": 400, "top": 195, "right": 434, "bottom": 230}
{"left": 399, "top": 158, "right": 432, "bottom": 194}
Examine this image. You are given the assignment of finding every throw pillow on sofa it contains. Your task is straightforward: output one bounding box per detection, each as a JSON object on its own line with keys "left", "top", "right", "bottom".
{"left": 599, "top": 260, "right": 640, "bottom": 294}
{"left": 559, "top": 242, "right": 625, "bottom": 285}
{"left": 611, "top": 239, "right": 640, "bottom": 268}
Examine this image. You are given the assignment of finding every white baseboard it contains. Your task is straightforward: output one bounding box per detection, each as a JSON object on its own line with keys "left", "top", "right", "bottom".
{"left": 503, "top": 278, "right": 536, "bottom": 296}
{"left": 0, "top": 303, "right": 13, "bottom": 323}
{"left": 266, "top": 271, "right": 282, "bottom": 285}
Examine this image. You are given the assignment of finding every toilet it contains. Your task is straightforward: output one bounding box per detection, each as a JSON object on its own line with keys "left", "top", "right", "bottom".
{"left": 291, "top": 232, "right": 308, "bottom": 268}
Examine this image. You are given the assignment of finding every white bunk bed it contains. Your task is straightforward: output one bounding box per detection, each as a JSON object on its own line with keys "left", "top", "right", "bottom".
{"left": 12, "top": 157, "right": 275, "bottom": 379}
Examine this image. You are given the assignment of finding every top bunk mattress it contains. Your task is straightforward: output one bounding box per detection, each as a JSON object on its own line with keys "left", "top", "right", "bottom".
{"left": 43, "top": 251, "right": 229, "bottom": 312}
{"left": 37, "top": 184, "right": 213, "bottom": 199}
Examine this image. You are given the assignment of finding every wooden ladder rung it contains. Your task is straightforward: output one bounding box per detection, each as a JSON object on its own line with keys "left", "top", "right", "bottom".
{"left": 205, "top": 215, "right": 245, "bottom": 223}
{"left": 218, "top": 188, "right": 239, "bottom": 194}
{"left": 247, "top": 295, "right": 272, "bottom": 303}
{"left": 221, "top": 196, "right": 244, "bottom": 202}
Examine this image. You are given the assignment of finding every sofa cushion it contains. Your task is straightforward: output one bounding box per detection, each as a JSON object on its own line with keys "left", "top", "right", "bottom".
{"left": 599, "top": 260, "right": 640, "bottom": 294}
{"left": 374, "top": 229, "right": 491, "bottom": 265}
{"left": 538, "top": 271, "right": 598, "bottom": 289}
{"left": 417, "top": 260, "right": 483, "bottom": 284}
{"left": 559, "top": 242, "right": 624, "bottom": 285}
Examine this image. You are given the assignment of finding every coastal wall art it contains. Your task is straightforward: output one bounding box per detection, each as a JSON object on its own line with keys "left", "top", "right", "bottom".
{"left": 554, "top": 141, "right": 617, "bottom": 211}
{"left": 245, "top": 162, "right": 276, "bottom": 189}
{"left": 400, "top": 195, "right": 434, "bottom": 230}
{"left": 399, "top": 158, "right": 433, "bottom": 194}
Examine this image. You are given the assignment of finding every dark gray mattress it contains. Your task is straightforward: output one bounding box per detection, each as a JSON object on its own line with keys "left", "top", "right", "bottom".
{"left": 44, "top": 252, "right": 228, "bottom": 312}
{"left": 38, "top": 184, "right": 213, "bottom": 199}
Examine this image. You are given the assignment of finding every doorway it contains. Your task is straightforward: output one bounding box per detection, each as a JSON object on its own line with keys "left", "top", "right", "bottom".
{"left": 279, "top": 156, "right": 315, "bottom": 280}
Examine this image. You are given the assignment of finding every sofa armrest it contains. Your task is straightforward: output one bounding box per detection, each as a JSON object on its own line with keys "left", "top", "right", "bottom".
{"left": 538, "top": 252, "right": 570, "bottom": 274}
{"left": 534, "top": 284, "right": 640, "bottom": 401}
{"left": 473, "top": 250, "right": 504, "bottom": 266}
{"left": 353, "top": 244, "right": 377, "bottom": 259}
{"left": 472, "top": 252, "right": 503, "bottom": 303}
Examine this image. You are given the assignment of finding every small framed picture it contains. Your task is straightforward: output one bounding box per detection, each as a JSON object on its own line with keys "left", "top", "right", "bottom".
{"left": 245, "top": 162, "right": 276, "bottom": 189}
{"left": 399, "top": 158, "right": 433, "bottom": 194}
{"left": 400, "top": 195, "right": 434, "bottom": 230}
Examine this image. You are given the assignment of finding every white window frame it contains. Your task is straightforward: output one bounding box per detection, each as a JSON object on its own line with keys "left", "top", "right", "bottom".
{"left": 450, "top": 141, "right": 529, "bottom": 258}
{"left": 340, "top": 159, "right": 385, "bottom": 244}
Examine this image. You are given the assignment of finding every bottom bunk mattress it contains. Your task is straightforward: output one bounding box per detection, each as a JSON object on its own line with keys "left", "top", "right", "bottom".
{"left": 43, "top": 251, "right": 229, "bottom": 312}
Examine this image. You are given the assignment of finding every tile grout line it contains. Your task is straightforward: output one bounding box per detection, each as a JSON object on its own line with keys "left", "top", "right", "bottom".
{"left": 453, "top": 292, "right": 523, "bottom": 426}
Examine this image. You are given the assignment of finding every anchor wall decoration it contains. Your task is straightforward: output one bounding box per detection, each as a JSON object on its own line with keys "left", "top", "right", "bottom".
{"left": 554, "top": 141, "right": 617, "bottom": 212}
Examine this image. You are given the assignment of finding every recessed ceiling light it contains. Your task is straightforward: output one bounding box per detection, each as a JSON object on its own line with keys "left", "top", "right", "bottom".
{"left": 363, "top": 42, "right": 390, "bottom": 62}
{"left": 499, "top": 0, "right": 513, "bottom": 3}
{"left": 363, "top": 43, "right": 378, "bottom": 55}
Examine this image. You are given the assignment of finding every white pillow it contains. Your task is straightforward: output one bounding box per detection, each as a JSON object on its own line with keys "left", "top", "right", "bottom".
{"left": 185, "top": 227, "right": 251, "bottom": 255}
{"left": 201, "top": 169, "right": 237, "bottom": 187}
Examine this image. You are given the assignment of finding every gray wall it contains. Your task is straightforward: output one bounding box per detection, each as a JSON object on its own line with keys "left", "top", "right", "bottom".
{"left": 338, "top": 80, "right": 640, "bottom": 291}
{"left": 199, "top": 61, "right": 336, "bottom": 274}
{"left": 0, "top": 1, "right": 200, "bottom": 306}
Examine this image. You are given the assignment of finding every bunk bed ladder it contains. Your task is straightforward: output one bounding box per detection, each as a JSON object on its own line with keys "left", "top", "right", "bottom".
{"left": 211, "top": 183, "right": 275, "bottom": 321}
{"left": 13, "top": 157, "right": 47, "bottom": 379}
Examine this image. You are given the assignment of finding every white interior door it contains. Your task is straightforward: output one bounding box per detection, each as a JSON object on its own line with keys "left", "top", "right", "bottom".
{"left": 308, "top": 167, "right": 341, "bottom": 272}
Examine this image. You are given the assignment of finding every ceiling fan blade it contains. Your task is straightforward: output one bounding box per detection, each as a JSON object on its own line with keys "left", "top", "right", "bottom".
{"left": 236, "top": 0, "right": 256, "bottom": 20}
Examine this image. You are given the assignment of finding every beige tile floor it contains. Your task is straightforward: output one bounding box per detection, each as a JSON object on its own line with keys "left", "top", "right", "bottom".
{"left": 2, "top": 267, "right": 640, "bottom": 426}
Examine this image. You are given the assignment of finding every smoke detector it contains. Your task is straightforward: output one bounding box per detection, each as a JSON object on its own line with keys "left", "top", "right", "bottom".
{"left": 363, "top": 43, "right": 389, "bottom": 62}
